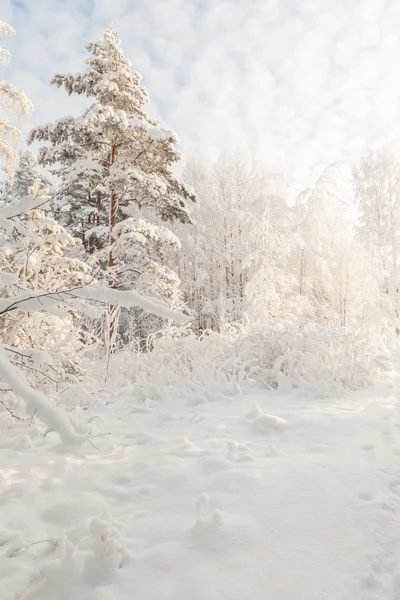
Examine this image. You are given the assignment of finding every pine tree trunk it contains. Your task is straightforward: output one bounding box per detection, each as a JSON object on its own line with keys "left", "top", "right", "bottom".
{"left": 107, "top": 143, "right": 119, "bottom": 353}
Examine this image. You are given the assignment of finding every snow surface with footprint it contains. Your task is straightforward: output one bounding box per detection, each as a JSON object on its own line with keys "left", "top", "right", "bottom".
{"left": 2, "top": 369, "right": 400, "bottom": 599}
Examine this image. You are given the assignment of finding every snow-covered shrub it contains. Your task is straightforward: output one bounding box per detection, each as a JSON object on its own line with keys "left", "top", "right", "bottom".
{"left": 104, "top": 325, "right": 391, "bottom": 402}
{"left": 235, "top": 326, "right": 391, "bottom": 396}
{"left": 0, "top": 514, "right": 132, "bottom": 600}
{"left": 101, "top": 326, "right": 243, "bottom": 403}
{"left": 0, "top": 205, "right": 95, "bottom": 382}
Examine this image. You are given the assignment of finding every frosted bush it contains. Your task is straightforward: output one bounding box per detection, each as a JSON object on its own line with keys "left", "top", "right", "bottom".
{"left": 236, "top": 326, "right": 391, "bottom": 397}
{"left": 101, "top": 325, "right": 392, "bottom": 401}
{"left": 99, "top": 326, "right": 244, "bottom": 403}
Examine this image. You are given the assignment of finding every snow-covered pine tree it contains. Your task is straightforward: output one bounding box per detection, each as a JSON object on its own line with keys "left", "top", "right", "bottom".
{"left": 29, "top": 25, "right": 195, "bottom": 348}
{"left": 14, "top": 149, "right": 39, "bottom": 197}
{"left": 0, "top": 20, "right": 33, "bottom": 183}
{"left": 1, "top": 149, "right": 52, "bottom": 207}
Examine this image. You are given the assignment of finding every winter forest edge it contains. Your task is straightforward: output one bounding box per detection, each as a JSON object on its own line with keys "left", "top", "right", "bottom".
{"left": 1, "top": 20, "right": 396, "bottom": 419}
{"left": 2, "top": 15, "right": 400, "bottom": 599}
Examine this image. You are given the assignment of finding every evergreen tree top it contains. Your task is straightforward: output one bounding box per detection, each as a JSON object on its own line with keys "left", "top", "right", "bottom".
{"left": 52, "top": 25, "right": 150, "bottom": 120}
{"left": 29, "top": 25, "right": 196, "bottom": 225}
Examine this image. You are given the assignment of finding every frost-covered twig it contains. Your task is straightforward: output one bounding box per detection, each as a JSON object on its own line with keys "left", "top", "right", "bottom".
{"left": 0, "top": 399, "right": 25, "bottom": 420}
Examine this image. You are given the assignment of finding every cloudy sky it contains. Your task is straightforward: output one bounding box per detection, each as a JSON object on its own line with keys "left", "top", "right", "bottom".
{"left": 2, "top": 0, "right": 400, "bottom": 197}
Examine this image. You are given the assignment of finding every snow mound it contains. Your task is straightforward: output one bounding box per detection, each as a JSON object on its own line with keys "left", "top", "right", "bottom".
{"left": 245, "top": 400, "right": 287, "bottom": 434}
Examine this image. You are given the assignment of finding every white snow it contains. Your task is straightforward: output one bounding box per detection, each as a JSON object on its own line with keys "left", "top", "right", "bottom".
{"left": 2, "top": 352, "right": 400, "bottom": 599}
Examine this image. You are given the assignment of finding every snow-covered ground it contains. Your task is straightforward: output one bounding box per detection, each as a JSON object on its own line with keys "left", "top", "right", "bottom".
{"left": 2, "top": 364, "right": 400, "bottom": 599}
